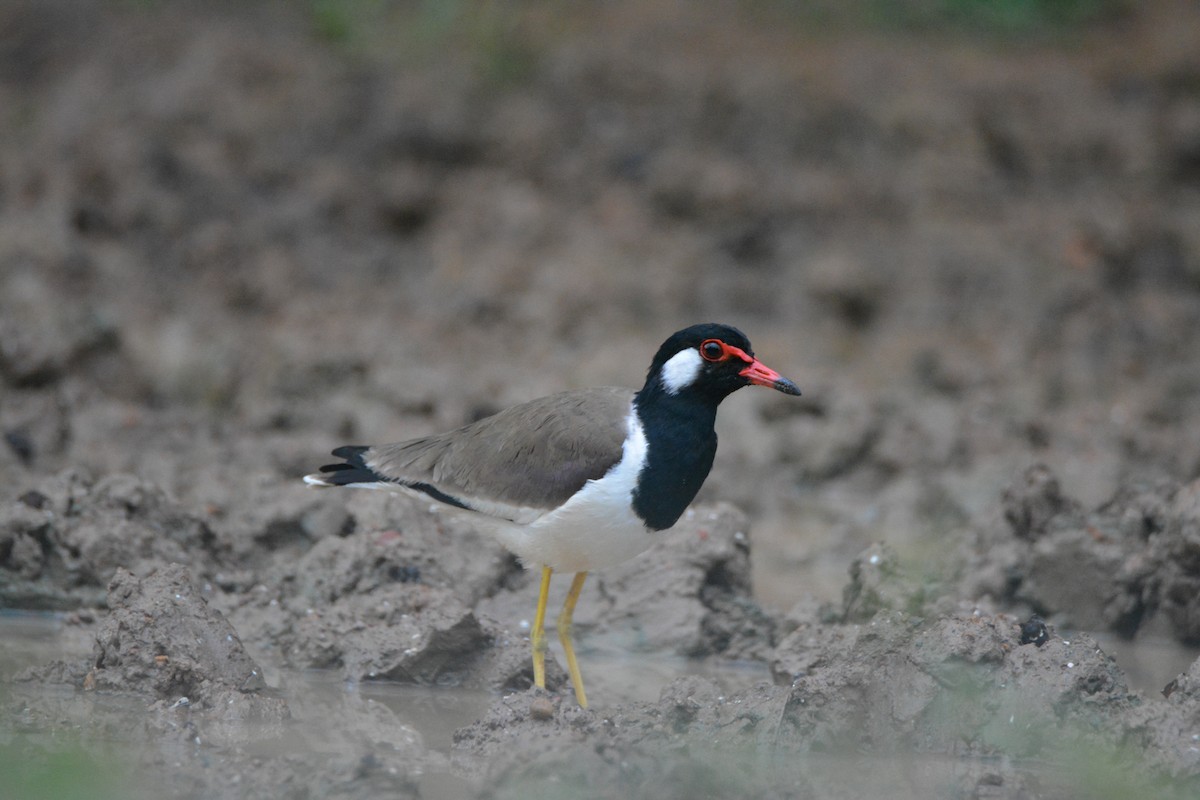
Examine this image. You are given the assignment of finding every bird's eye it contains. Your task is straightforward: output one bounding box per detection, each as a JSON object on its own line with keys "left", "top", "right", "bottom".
{"left": 700, "top": 339, "right": 724, "bottom": 362}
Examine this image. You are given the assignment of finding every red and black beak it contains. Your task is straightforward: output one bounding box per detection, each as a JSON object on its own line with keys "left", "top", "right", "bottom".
{"left": 740, "top": 358, "right": 801, "bottom": 396}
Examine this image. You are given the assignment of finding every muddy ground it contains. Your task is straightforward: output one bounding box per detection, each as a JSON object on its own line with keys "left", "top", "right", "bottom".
{"left": 4, "top": 1, "right": 1200, "bottom": 797}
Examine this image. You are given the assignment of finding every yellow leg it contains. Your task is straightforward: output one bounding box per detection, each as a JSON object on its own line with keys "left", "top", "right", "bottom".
{"left": 531, "top": 565, "right": 552, "bottom": 689}
{"left": 557, "top": 571, "right": 589, "bottom": 709}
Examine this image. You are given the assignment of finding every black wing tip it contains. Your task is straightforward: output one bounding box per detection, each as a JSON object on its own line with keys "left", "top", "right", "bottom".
{"left": 331, "top": 445, "right": 370, "bottom": 462}
{"left": 320, "top": 445, "right": 372, "bottom": 476}
{"left": 308, "top": 445, "right": 380, "bottom": 486}
{"left": 310, "top": 446, "right": 474, "bottom": 514}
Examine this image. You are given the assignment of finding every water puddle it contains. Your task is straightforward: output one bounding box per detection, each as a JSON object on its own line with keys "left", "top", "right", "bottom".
{"left": 1, "top": 611, "right": 775, "bottom": 799}
{"left": 3, "top": 611, "right": 1196, "bottom": 799}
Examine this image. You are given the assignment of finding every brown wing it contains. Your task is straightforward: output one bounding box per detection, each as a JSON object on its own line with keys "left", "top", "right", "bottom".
{"left": 362, "top": 387, "right": 634, "bottom": 521}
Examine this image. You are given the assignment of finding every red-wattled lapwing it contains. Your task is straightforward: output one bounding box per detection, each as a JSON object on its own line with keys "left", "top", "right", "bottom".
{"left": 304, "top": 323, "right": 800, "bottom": 708}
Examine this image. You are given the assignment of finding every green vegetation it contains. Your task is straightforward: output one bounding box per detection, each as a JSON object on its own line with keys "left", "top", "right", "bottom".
{"left": 300, "top": 0, "right": 1125, "bottom": 81}
{"left": 308, "top": 0, "right": 369, "bottom": 44}
{"left": 0, "top": 741, "right": 129, "bottom": 800}
{"left": 750, "top": 0, "right": 1126, "bottom": 38}
{"left": 862, "top": 0, "right": 1127, "bottom": 34}
{"left": 303, "top": 0, "right": 546, "bottom": 84}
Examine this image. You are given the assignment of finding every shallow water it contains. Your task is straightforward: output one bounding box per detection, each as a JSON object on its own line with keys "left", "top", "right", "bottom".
{"left": 0, "top": 611, "right": 780, "bottom": 799}
{"left": 3, "top": 609, "right": 1194, "bottom": 710}
{"left": 4, "top": 611, "right": 1198, "bottom": 800}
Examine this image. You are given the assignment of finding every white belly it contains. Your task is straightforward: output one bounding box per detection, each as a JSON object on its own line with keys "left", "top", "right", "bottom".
{"left": 493, "top": 411, "right": 654, "bottom": 573}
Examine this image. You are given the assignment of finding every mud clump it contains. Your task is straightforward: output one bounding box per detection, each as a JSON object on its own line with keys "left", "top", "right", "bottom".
{"left": 224, "top": 493, "right": 560, "bottom": 692}
{"left": 457, "top": 611, "right": 1191, "bottom": 799}
{"left": 89, "top": 565, "right": 284, "bottom": 717}
{"left": 839, "top": 541, "right": 932, "bottom": 622}
{"left": 453, "top": 678, "right": 795, "bottom": 800}
{"left": 1002, "top": 463, "right": 1083, "bottom": 541}
{"left": 964, "top": 465, "right": 1200, "bottom": 644}
{"left": 572, "top": 503, "right": 776, "bottom": 661}
{"left": 0, "top": 285, "right": 119, "bottom": 390}
{"left": 776, "top": 611, "right": 1135, "bottom": 756}
{"left": 1156, "top": 481, "right": 1200, "bottom": 643}
{"left": 234, "top": 498, "right": 768, "bottom": 692}
{"left": 0, "top": 470, "right": 218, "bottom": 610}
{"left": 286, "top": 586, "right": 497, "bottom": 685}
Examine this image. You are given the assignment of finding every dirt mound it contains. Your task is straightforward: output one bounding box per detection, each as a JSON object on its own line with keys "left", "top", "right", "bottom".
{"left": 482, "top": 502, "right": 777, "bottom": 661}
{"left": 961, "top": 465, "right": 1200, "bottom": 644}
{"left": 15, "top": 563, "right": 286, "bottom": 720}
{"left": 218, "top": 497, "right": 769, "bottom": 694}
{"left": 1, "top": 471, "right": 217, "bottom": 609}
{"left": 91, "top": 565, "right": 278, "bottom": 710}
{"left": 455, "top": 608, "right": 1200, "bottom": 798}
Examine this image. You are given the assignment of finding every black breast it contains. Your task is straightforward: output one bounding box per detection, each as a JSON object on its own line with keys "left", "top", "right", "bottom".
{"left": 630, "top": 400, "right": 718, "bottom": 531}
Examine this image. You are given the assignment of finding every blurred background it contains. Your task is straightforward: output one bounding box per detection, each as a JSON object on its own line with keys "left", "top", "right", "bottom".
{"left": 2, "top": 0, "right": 1200, "bottom": 609}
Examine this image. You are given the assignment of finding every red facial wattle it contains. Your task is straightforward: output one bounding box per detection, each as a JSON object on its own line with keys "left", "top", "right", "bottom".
{"left": 699, "top": 338, "right": 801, "bottom": 396}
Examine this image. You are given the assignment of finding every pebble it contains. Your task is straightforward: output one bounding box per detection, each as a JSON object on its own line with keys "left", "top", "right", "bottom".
{"left": 529, "top": 697, "right": 556, "bottom": 721}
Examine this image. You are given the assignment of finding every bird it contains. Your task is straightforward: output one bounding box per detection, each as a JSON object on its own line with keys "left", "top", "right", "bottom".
{"left": 304, "top": 323, "right": 800, "bottom": 708}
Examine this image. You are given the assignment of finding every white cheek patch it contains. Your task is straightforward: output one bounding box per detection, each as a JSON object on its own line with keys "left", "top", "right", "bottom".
{"left": 660, "top": 348, "right": 703, "bottom": 394}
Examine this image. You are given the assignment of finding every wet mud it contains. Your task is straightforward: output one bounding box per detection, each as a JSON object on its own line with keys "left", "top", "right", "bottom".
{"left": 4, "top": 1, "right": 1200, "bottom": 797}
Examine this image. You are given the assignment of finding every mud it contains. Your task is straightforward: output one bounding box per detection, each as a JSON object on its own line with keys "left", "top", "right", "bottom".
{"left": 961, "top": 465, "right": 1200, "bottom": 644}
{"left": 453, "top": 614, "right": 1159, "bottom": 800}
{"left": 4, "top": 1, "right": 1200, "bottom": 798}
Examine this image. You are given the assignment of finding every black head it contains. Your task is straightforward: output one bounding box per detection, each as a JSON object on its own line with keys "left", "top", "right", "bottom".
{"left": 641, "top": 323, "right": 801, "bottom": 403}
